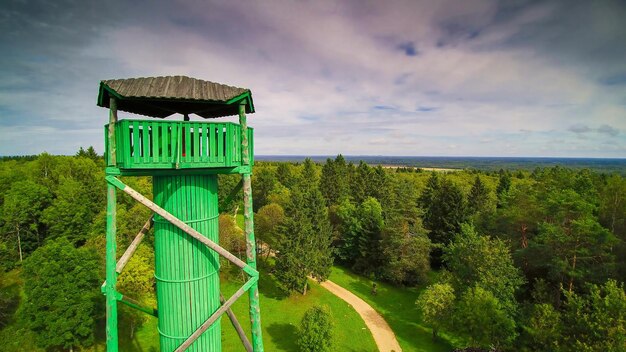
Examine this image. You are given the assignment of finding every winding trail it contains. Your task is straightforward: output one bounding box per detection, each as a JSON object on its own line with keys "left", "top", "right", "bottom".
{"left": 319, "top": 280, "right": 402, "bottom": 352}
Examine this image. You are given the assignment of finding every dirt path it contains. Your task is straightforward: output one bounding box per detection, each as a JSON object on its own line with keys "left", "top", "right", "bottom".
{"left": 319, "top": 280, "right": 402, "bottom": 352}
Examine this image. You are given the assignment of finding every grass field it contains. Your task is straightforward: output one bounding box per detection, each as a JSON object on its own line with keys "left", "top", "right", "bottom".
{"left": 115, "top": 268, "right": 376, "bottom": 352}
{"left": 329, "top": 266, "right": 457, "bottom": 352}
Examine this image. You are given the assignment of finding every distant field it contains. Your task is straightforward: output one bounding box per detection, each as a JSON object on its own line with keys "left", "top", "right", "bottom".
{"left": 257, "top": 155, "right": 626, "bottom": 174}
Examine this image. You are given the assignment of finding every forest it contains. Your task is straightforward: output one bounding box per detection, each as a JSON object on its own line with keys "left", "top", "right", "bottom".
{"left": 0, "top": 150, "right": 625, "bottom": 352}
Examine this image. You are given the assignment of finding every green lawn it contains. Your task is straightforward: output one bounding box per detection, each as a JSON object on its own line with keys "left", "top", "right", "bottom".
{"left": 118, "top": 269, "right": 376, "bottom": 352}
{"left": 329, "top": 266, "right": 457, "bottom": 352}
{"left": 221, "top": 273, "right": 376, "bottom": 352}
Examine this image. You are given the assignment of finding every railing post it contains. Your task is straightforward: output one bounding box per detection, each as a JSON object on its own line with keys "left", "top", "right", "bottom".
{"left": 105, "top": 181, "right": 118, "bottom": 351}
{"left": 239, "top": 102, "right": 264, "bottom": 352}
{"left": 108, "top": 97, "right": 118, "bottom": 166}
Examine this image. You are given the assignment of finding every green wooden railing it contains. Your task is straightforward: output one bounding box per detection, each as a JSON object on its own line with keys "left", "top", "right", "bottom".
{"left": 105, "top": 119, "right": 254, "bottom": 169}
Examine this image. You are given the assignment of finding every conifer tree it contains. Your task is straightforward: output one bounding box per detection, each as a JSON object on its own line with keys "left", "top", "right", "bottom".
{"left": 276, "top": 162, "right": 297, "bottom": 188}
{"left": 496, "top": 171, "right": 512, "bottom": 208}
{"left": 421, "top": 177, "right": 467, "bottom": 246}
{"left": 468, "top": 175, "right": 489, "bottom": 215}
{"left": 274, "top": 159, "right": 333, "bottom": 294}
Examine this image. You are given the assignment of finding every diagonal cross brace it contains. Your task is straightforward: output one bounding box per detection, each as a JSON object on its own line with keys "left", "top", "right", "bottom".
{"left": 105, "top": 176, "right": 258, "bottom": 278}
{"left": 174, "top": 276, "right": 257, "bottom": 352}
{"left": 116, "top": 216, "right": 153, "bottom": 273}
{"left": 101, "top": 215, "right": 153, "bottom": 288}
{"left": 222, "top": 292, "right": 253, "bottom": 352}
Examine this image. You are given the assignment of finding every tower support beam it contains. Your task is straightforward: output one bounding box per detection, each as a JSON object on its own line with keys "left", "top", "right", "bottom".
{"left": 239, "top": 103, "right": 264, "bottom": 352}
{"left": 105, "top": 183, "right": 118, "bottom": 351}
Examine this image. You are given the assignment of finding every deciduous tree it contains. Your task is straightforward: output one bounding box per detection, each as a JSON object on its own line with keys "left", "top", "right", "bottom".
{"left": 21, "top": 239, "right": 101, "bottom": 351}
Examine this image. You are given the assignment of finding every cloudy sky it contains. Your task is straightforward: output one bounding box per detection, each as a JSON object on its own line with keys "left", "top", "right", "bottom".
{"left": 1, "top": 0, "right": 625, "bottom": 157}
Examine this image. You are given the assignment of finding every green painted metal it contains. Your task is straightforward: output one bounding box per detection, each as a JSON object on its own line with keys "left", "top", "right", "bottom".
{"left": 105, "top": 166, "right": 252, "bottom": 177}
{"left": 239, "top": 103, "right": 264, "bottom": 352}
{"left": 104, "top": 120, "right": 253, "bottom": 170}
{"left": 105, "top": 183, "right": 118, "bottom": 352}
{"left": 153, "top": 175, "right": 221, "bottom": 351}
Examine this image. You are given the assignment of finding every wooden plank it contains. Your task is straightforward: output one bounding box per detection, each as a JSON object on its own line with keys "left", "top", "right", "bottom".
{"left": 209, "top": 124, "right": 216, "bottom": 163}
{"left": 184, "top": 122, "right": 191, "bottom": 162}
{"left": 201, "top": 124, "right": 208, "bottom": 162}
{"left": 116, "top": 216, "right": 153, "bottom": 273}
{"left": 225, "top": 124, "right": 232, "bottom": 166}
{"left": 218, "top": 124, "right": 224, "bottom": 163}
{"left": 151, "top": 122, "right": 159, "bottom": 163}
{"left": 174, "top": 278, "right": 254, "bottom": 352}
{"left": 132, "top": 121, "right": 140, "bottom": 164}
{"left": 162, "top": 122, "right": 170, "bottom": 162}
{"left": 142, "top": 122, "right": 150, "bottom": 164}
{"left": 108, "top": 98, "right": 118, "bottom": 166}
{"left": 193, "top": 123, "right": 200, "bottom": 163}
{"left": 221, "top": 293, "right": 253, "bottom": 352}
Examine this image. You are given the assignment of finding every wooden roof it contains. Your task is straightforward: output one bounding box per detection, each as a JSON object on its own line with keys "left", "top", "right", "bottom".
{"left": 97, "top": 76, "right": 254, "bottom": 118}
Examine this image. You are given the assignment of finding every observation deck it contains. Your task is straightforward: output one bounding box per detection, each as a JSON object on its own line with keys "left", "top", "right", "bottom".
{"left": 104, "top": 119, "right": 253, "bottom": 171}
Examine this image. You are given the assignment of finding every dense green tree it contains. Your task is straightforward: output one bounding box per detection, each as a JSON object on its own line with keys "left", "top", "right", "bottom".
{"left": 21, "top": 238, "right": 101, "bottom": 351}
{"left": 386, "top": 176, "right": 420, "bottom": 223}
{"left": 297, "top": 305, "right": 334, "bottom": 352}
{"left": 319, "top": 155, "right": 350, "bottom": 206}
{"left": 530, "top": 189, "right": 617, "bottom": 292}
{"left": 381, "top": 219, "right": 431, "bottom": 285}
{"left": 299, "top": 158, "right": 320, "bottom": 189}
{"left": 350, "top": 161, "right": 370, "bottom": 204}
{"left": 418, "top": 172, "right": 440, "bottom": 212}
{"left": 444, "top": 224, "right": 524, "bottom": 314}
{"left": 416, "top": 282, "right": 455, "bottom": 339}
{"left": 332, "top": 199, "right": 360, "bottom": 264}
{"left": 76, "top": 146, "right": 100, "bottom": 163}
{"left": 422, "top": 177, "right": 467, "bottom": 247}
{"left": 496, "top": 180, "right": 542, "bottom": 269}
{"left": 560, "top": 280, "right": 625, "bottom": 351}
{"left": 1, "top": 180, "right": 51, "bottom": 262}
{"left": 467, "top": 175, "right": 489, "bottom": 215}
{"left": 521, "top": 303, "right": 562, "bottom": 352}
{"left": 267, "top": 182, "right": 291, "bottom": 208}
{"left": 353, "top": 197, "right": 384, "bottom": 276}
{"left": 0, "top": 271, "right": 20, "bottom": 328}
{"left": 367, "top": 166, "right": 392, "bottom": 208}
{"left": 451, "top": 285, "right": 517, "bottom": 349}
{"left": 255, "top": 203, "right": 285, "bottom": 258}
{"left": 276, "top": 162, "right": 297, "bottom": 188}
{"left": 252, "top": 167, "right": 278, "bottom": 211}
{"left": 496, "top": 171, "right": 512, "bottom": 208}
{"left": 599, "top": 174, "right": 626, "bottom": 237}
{"left": 274, "top": 159, "right": 333, "bottom": 294}
{"left": 42, "top": 178, "right": 96, "bottom": 244}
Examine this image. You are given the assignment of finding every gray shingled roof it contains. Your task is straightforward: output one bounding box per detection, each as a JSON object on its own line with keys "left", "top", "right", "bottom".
{"left": 97, "top": 76, "right": 254, "bottom": 118}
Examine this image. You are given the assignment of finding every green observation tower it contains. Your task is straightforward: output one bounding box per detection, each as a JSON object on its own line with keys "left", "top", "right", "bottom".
{"left": 98, "top": 76, "right": 263, "bottom": 352}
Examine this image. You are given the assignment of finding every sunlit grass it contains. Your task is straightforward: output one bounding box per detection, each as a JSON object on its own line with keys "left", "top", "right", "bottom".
{"left": 329, "top": 266, "right": 458, "bottom": 352}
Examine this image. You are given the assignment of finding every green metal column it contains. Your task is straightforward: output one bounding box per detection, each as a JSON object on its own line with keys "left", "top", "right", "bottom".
{"left": 153, "top": 175, "right": 221, "bottom": 351}
{"left": 106, "top": 97, "right": 119, "bottom": 352}
{"left": 105, "top": 183, "right": 118, "bottom": 351}
{"left": 239, "top": 103, "right": 264, "bottom": 351}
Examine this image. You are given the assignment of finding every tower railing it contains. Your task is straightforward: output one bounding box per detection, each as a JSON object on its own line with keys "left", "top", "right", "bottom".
{"left": 104, "top": 119, "right": 254, "bottom": 169}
